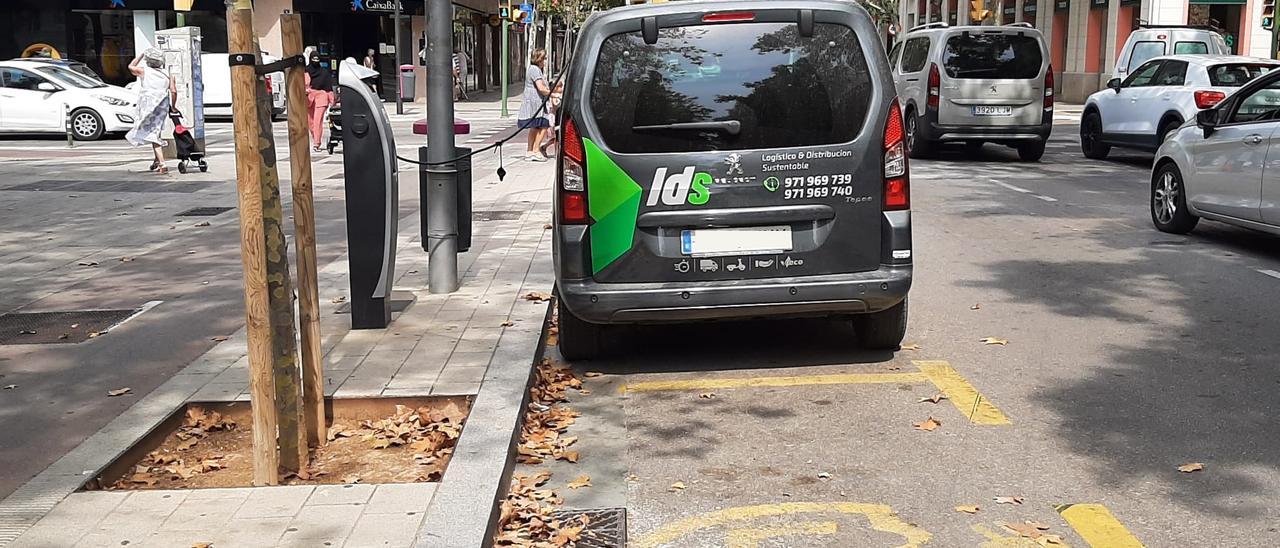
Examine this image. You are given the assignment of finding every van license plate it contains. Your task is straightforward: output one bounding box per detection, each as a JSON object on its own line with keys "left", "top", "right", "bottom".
{"left": 681, "top": 226, "right": 792, "bottom": 256}
{"left": 972, "top": 106, "right": 1013, "bottom": 116}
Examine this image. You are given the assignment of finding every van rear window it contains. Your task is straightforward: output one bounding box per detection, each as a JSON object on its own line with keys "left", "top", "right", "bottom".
{"left": 588, "top": 22, "right": 873, "bottom": 154}
{"left": 942, "top": 33, "right": 1042, "bottom": 79}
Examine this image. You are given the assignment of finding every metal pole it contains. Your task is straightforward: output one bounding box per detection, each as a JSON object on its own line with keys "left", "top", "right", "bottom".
{"left": 65, "top": 104, "right": 74, "bottom": 148}
{"left": 501, "top": 17, "right": 509, "bottom": 118}
{"left": 395, "top": 0, "right": 404, "bottom": 115}
{"left": 426, "top": 0, "right": 459, "bottom": 293}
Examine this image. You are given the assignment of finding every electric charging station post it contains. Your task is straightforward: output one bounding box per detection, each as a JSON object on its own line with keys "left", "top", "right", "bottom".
{"left": 425, "top": 0, "right": 460, "bottom": 293}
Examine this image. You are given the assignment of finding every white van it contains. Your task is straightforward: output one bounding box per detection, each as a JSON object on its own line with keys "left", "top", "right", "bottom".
{"left": 201, "top": 53, "right": 285, "bottom": 120}
{"left": 1113, "top": 25, "right": 1230, "bottom": 80}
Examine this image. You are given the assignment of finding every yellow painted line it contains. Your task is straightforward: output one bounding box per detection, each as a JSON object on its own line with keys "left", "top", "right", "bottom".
{"left": 914, "top": 360, "right": 1012, "bottom": 425}
{"left": 621, "top": 372, "right": 928, "bottom": 393}
{"left": 725, "top": 521, "right": 838, "bottom": 548}
{"left": 1056, "top": 504, "right": 1145, "bottom": 548}
{"left": 633, "top": 502, "right": 931, "bottom": 548}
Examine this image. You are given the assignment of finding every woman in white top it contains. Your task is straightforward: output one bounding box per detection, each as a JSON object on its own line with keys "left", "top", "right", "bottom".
{"left": 126, "top": 49, "right": 177, "bottom": 174}
{"left": 516, "top": 48, "right": 552, "bottom": 162}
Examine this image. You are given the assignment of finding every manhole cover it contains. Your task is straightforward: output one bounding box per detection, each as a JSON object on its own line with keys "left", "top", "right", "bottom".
{"left": 176, "top": 206, "right": 234, "bottom": 217}
{"left": 6, "top": 180, "right": 206, "bottom": 193}
{"left": 0, "top": 309, "right": 139, "bottom": 345}
{"left": 550, "top": 508, "right": 625, "bottom": 548}
{"left": 473, "top": 210, "right": 523, "bottom": 222}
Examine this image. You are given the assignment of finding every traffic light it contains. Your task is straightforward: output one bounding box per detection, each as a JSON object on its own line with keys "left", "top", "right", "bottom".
{"left": 970, "top": 0, "right": 991, "bottom": 23}
{"left": 499, "top": 6, "right": 509, "bottom": 19}
{"left": 1264, "top": 0, "right": 1275, "bottom": 30}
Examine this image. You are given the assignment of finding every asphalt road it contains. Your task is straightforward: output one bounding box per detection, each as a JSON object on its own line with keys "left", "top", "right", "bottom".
{"left": 531, "top": 118, "right": 1280, "bottom": 547}
{"left": 0, "top": 109, "right": 519, "bottom": 499}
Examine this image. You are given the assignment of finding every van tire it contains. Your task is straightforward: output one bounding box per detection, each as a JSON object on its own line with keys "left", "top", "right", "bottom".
{"left": 906, "top": 110, "right": 933, "bottom": 158}
{"left": 1081, "top": 111, "right": 1110, "bottom": 159}
{"left": 1016, "top": 140, "right": 1046, "bottom": 162}
{"left": 853, "top": 298, "right": 908, "bottom": 350}
{"left": 557, "top": 300, "right": 604, "bottom": 361}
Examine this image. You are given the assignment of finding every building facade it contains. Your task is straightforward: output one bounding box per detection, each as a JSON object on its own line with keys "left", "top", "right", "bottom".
{"left": 1, "top": 0, "right": 518, "bottom": 102}
{"left": 900, "top": 0, "right": 1275, "bottom": 102}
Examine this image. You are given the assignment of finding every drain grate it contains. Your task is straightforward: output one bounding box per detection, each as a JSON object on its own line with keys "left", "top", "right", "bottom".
{"left": 473, "top": 210, "right": 524, "bottom": 222}
{"left": 550, "top": 508, "right": 626, "bottom": 548}
{"left": 6, "top": 180, "right": 207, "bottom": 193}
{"left": 176, "top": 206, "right": 234, "bottom": 217}
{"left": 0, "top": 309, "right": 139, "bottom": 345}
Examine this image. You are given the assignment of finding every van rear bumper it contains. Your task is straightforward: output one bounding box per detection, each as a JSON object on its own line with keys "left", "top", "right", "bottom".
{"left": 922, "top": 116, "right": 1053, "bottom": 142}
{"left": 557, "top": 265, "right": 912, "bottom": 324}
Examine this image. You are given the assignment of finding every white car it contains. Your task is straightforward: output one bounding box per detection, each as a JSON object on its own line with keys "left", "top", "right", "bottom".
{"left": 200, "top": 53, "right": 285, "bottom": 121}
{"left": 0, "top": 60, "right": 138, "bottom": 140}
{"left": 1081, "top": 54, "right": 1280, "bottom": 159}
{"left": 1150, "top": 67, "right": 1280, "bottom": 236}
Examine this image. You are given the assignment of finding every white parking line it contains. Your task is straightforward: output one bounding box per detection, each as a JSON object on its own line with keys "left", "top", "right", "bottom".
{"left": 989, "top": 179, "right": 1059, "bottom": 202}
{"left": 1258, "top": 269, "right": 1280, "bottom": 280}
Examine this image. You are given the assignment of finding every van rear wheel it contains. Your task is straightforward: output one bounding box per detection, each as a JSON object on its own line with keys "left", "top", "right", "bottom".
{"left": 1016, "top": 140, "right": 1046, "bottom": 162}
{"left": 853, "top": 298, "right": 908, "bottom": 350}
{"left": 906, "top": 111, "right": 933, "bottom": 158}
{"left": 557, "top": 300, "right": 605, "bottom": 361}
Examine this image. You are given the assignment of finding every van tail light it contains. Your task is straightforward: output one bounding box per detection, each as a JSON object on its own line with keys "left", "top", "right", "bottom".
{"left": 265, "top": 75, "right": 273, "bottom": 95}
{"left": 703, "top": 11, "right": 755, "bottom": 22}
{"left": 1194, "top": 90, "right": 1226, "bottom": 109}
{"left": 1044, "top": 65, "right": 1054, "bottom": 110}
{"left": 559, "top": 118, "right": 588, "bottom": 224}
{"left": 883, "top": 98, "right": 910, "bottom": 211}
{"left": 927, "top": 64, "right": 940, "bottom": 109}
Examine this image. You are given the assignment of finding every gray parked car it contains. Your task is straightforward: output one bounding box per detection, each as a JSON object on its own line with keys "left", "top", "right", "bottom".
{"left": 552, "top": 0, "right": 913, "bottom": 360}
{"left": 890, "top": 22, "right": 1054, "bottom": 161}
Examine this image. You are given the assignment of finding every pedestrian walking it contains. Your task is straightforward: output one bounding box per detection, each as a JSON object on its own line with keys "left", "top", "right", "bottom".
{"left": 517, "top": 48, "right": 552, "bottom": 162}
{"left": 453, "top": 48, "right": 470, "bottom": 101}
{"left": 125, "top": 48, "right": 176, "bottom": 174}
{"left": 305, "top": 50, "right": 335, "bottom": 153}
{"left": 539, "top": 81, "right": 564, "bottom": 158}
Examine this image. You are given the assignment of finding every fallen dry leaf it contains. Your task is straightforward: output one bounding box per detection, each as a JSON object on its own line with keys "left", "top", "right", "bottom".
{"left": 120, "top": 257, "right": 135, "bottom": 262}
{"left": 980, "top": 337, "right": 1009, "bottom": 346}
{"left": 900, "top": 343, "right": 921, "bottom": 351}
{"left": 545, "top": 334, "right": 559, "bottom": 346}
{"left": 341, "top": 475, "right": 361, "bottom": 484}
{"left": 87, "top": 331, "right": 104, "bottom": 338}
{"left": 3, "top": 384, "right": 16, "bottom": 390}
{"left": 583, "top": 372, "right": 603, "bottom": 378}
{"left": 560, "top": 451, "right": 579, "bottom": 463}
{"left": 501, "top": 320, "right": 515, "bottom": 327}
{"left": 912, "top": 417, "right": 941, "bottom": 432}
{"left": 543, "top": 223, "right": 553, "bottom": 230}
{"left": 193, "top": 221, "right": 211, "bottom": 227}
{"left": 698, "top": 392, "right": 715, "bottom": 399}
{"left": 1003, "top": 521, "right": 1063, "bottom": 545}
{"left": 523, "top": 291, "right": 552, "bottom": 303}
{"left": 331, "top": 295, "right": 347, "bottom": 304}
{"left": 954, "top": 505, "right": 980, "bottom": 514}
{"left": 669, "top": 481, "right": 687, "bottom": 491}
{"left": 77, "top": 261, "right": 99, "bottom": 267}
{"left": 917, "top": 394, "right": 948, "bottom": 404}
{"left": 993, "top": 496, "right": 1025, "bottom": 505}
{"left": 1178, "top": 462, "right": 1205, "bottom": 473}
{"left": 567, "top": 475, "right": 591, "bottom": 489}
{"left": 971, "top": 303, "right": 981, "bottom": 310}
{"left": 210, "top": 336, "right": 229, "bottom": 342}
{"left": 107, "top": 387, "right": 132, "bottom": 397}
{"left": 191, "top": 543, "right": 212, "bottom": 548}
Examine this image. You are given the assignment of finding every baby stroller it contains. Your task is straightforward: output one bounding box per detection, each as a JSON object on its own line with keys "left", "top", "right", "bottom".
{"left": 169, "top": 109, "right": 208, "bottom": 174}
{"left": 326, "top": 102, "right": 342, "bottom": 155}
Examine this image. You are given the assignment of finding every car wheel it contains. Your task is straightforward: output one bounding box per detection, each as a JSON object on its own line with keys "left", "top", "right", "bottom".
{"left": 853, "top": 298, "right": 908, "bottom": 351}
{"left": 906, "top": 110, "right": 933, "bottom": 158}
{"left": 1157, "top": 119, "right": 1182, "bottom": 145}
{"left": 1016, "top": 140, "right": 1046, "bottom": 162}
{"left": 557, "top": 299, "right": 605, "bottom": 361}
{"left": 1151, "top": 163, "right": 1199, "bottom": 234}
{"left": 71, "top": 109, "right": 105, "bottom": 141}
{"left": 1080, "top": 112, "right": 1110, "bottom": 160}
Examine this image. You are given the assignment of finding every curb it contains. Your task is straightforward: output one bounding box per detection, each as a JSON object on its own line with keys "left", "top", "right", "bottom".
{"left": 414, "top": 300, "right": 551, "bottom": 548}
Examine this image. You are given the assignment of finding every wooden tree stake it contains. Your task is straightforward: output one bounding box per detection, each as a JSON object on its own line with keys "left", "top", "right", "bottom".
{"left": 280, "top": 13, "right": 327, "bottom": 448}
{"left": 227, "top": 2, "right": 279, "bottom": 486}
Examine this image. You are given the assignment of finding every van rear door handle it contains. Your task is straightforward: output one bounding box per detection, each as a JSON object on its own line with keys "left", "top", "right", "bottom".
{"left": 905, "top": 78, "right": 919, "bottom": 82}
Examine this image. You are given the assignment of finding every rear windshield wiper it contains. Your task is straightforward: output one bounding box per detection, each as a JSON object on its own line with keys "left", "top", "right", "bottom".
{"left": 632, "top": 120, "right": 741, "bottom": 136}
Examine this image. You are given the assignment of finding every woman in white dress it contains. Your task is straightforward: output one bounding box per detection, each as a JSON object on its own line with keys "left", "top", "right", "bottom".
{"left": 125, "top": 49, "right": 177, "bottom": 174}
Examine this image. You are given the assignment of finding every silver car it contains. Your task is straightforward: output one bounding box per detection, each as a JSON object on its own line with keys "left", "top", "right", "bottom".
{"left": 890, "top": 22, "right": 1053, "bottom": 161}
{"left": 1150, "top": 67, "right": 1280, "bottom": 236}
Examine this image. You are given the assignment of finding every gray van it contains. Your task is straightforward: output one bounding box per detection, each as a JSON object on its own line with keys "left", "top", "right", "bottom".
{"left": 890, "top": 23, "right": 1053, "bottom": 161}
{"left": 552, "top": 0, "right": 913, "bottom": 359}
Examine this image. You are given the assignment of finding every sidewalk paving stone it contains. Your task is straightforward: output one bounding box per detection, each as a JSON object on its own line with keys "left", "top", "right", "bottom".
{"left": 306, "top": 484, "right": 376, "bottom": 507}
{"left": 233, "top": 486, "right": 314, "bottom": 519}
